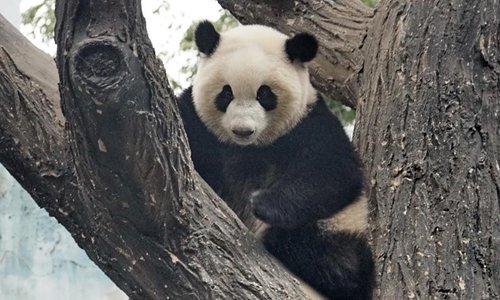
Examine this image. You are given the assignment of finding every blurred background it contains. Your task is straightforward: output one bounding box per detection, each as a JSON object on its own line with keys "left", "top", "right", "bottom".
{"left": 0, "top": 0, "right": 375, "bottom": 299}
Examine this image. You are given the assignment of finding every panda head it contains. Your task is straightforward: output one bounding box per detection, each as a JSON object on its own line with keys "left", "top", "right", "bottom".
{"left": 192, "top": 21, "right": 318, "bottom": 146}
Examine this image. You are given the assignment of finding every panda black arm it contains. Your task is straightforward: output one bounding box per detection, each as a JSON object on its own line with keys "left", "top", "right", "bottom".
{"left": 251, "top": 99, "right": 364, "bottom": 229}
{"left": 177, "top": 87, "right": 225, "bottom": 192}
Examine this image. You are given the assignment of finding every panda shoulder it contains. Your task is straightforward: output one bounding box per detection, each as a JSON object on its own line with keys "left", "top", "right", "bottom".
{"left": 177, "top": 87, "right": 193, "bottom": 108}
{"left": 177, "top": 87, "right": 198, "bottom": 119}
{"left": 303, "top": 95, "right": 347, "bottom": 136}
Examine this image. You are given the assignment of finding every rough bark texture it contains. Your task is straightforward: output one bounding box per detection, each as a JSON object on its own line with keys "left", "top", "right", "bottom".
{"left": 217, "top": 0, "right": 374, "bottom": 108}
{"left": 51, "top": 0, "right": 307, "bottom": 299}
{"left": 1, "top": 0, "right": 499, "bottom": 299}
{"left": 354, "top": 1, "right": 500, "bottom": 299}
{"left": 0, "top": 13, "right": 70, "bottom": 224}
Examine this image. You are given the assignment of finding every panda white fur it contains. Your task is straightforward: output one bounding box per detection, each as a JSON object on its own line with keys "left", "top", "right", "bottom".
{"left": 178, "top": 21, "right": 374, "bottom": 300}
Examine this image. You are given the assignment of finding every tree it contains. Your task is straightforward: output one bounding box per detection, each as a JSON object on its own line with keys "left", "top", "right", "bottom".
{"left": 0, "top": 1, "right": 498, "bottom": 300}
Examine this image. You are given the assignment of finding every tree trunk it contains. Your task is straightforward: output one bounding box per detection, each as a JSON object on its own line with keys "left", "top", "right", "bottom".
{"left": 1, "top": 0, "right": 499, "bottom": 299}
{"left": 354, "top": 1, "right": 499, "bottom": 299}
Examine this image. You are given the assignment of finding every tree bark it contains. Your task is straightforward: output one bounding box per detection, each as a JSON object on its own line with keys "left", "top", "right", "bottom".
{"left": 1, "top": 4, "right": 309, "bottom": 300}
{"left": 0, "top": 13, "right": 70, "bottom": 224}
{"left": 1, "top": 0, "right": 499, "bottom": 299}
{"left": 354, "top": 1, "right": 500, "bottom": 299}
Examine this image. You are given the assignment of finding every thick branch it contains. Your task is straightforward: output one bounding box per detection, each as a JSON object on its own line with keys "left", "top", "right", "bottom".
{"left": 0, "top": 5, "right": 309, "bottom": 300}
{"left": 0, "top": 13, "right": 72, "bottom": 222}
{"left": 217, "top": 0, "right": 374, "bottom": 108}
{"left": 53, "top": 1, "right": 307, "bottom": 299}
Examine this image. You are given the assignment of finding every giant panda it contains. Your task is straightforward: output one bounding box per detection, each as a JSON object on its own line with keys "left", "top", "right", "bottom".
{"left": 177, "top": 21, "right": 374, "bottom": 300}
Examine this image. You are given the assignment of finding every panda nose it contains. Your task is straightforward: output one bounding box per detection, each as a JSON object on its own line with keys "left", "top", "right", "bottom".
{"left": 232, "top": 128, "right": 255, "bottom": 138}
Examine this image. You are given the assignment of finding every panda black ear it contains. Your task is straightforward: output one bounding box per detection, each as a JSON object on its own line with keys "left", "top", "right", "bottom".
{"left": 195, "top": 21, "right": 220, "bottom": 56}
{"left": 285, "top": 33, "right": 318, "bottom": 63}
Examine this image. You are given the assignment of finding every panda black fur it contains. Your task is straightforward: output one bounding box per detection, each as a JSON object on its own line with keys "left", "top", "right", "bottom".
{"left": 178, "top": 21, "right": 374, "bottom": 300}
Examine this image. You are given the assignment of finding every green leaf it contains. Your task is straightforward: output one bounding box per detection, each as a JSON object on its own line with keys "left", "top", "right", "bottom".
{"left": 21, "top": 0, "right": 56, "bottom": 42}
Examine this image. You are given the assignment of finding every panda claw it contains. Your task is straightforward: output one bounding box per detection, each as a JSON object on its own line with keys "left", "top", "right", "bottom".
{"left": 249, "top": 190, "right": 263, "bottom": 205}
{"left": 250, "top": 190, "right": 302, "bottom": 229}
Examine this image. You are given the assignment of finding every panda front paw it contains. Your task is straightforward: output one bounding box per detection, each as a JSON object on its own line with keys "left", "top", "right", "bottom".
{"left": 249, "top": 190, "right": 307, "bottom": 229}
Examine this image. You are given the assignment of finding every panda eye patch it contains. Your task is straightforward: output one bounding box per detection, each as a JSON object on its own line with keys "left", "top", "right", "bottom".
{"left": 215, "top": 85, "right": 234, "bottom": 112}
{"left": 256, "top": 85, "right": 277, "bottom": 111}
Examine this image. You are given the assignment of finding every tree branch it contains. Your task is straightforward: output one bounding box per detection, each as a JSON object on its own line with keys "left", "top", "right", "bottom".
{"left": 217, "top": 0, "right": 374, "bottom": 108}
{"left": 1, "top": 3, "right": 309, "bottom": 299}
{"left": 48, "top": 0, "right": 307, "bottom": 299}
{"left": 0, "top": 13, "right": 71, "bottom": 223}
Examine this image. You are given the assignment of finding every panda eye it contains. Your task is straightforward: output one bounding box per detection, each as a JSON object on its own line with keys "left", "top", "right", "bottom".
{"left": 215, "top": 85, "right": 233, "bottom": 112}
{"left": 256, "top": 85, "right": 277, "bottom": 111}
